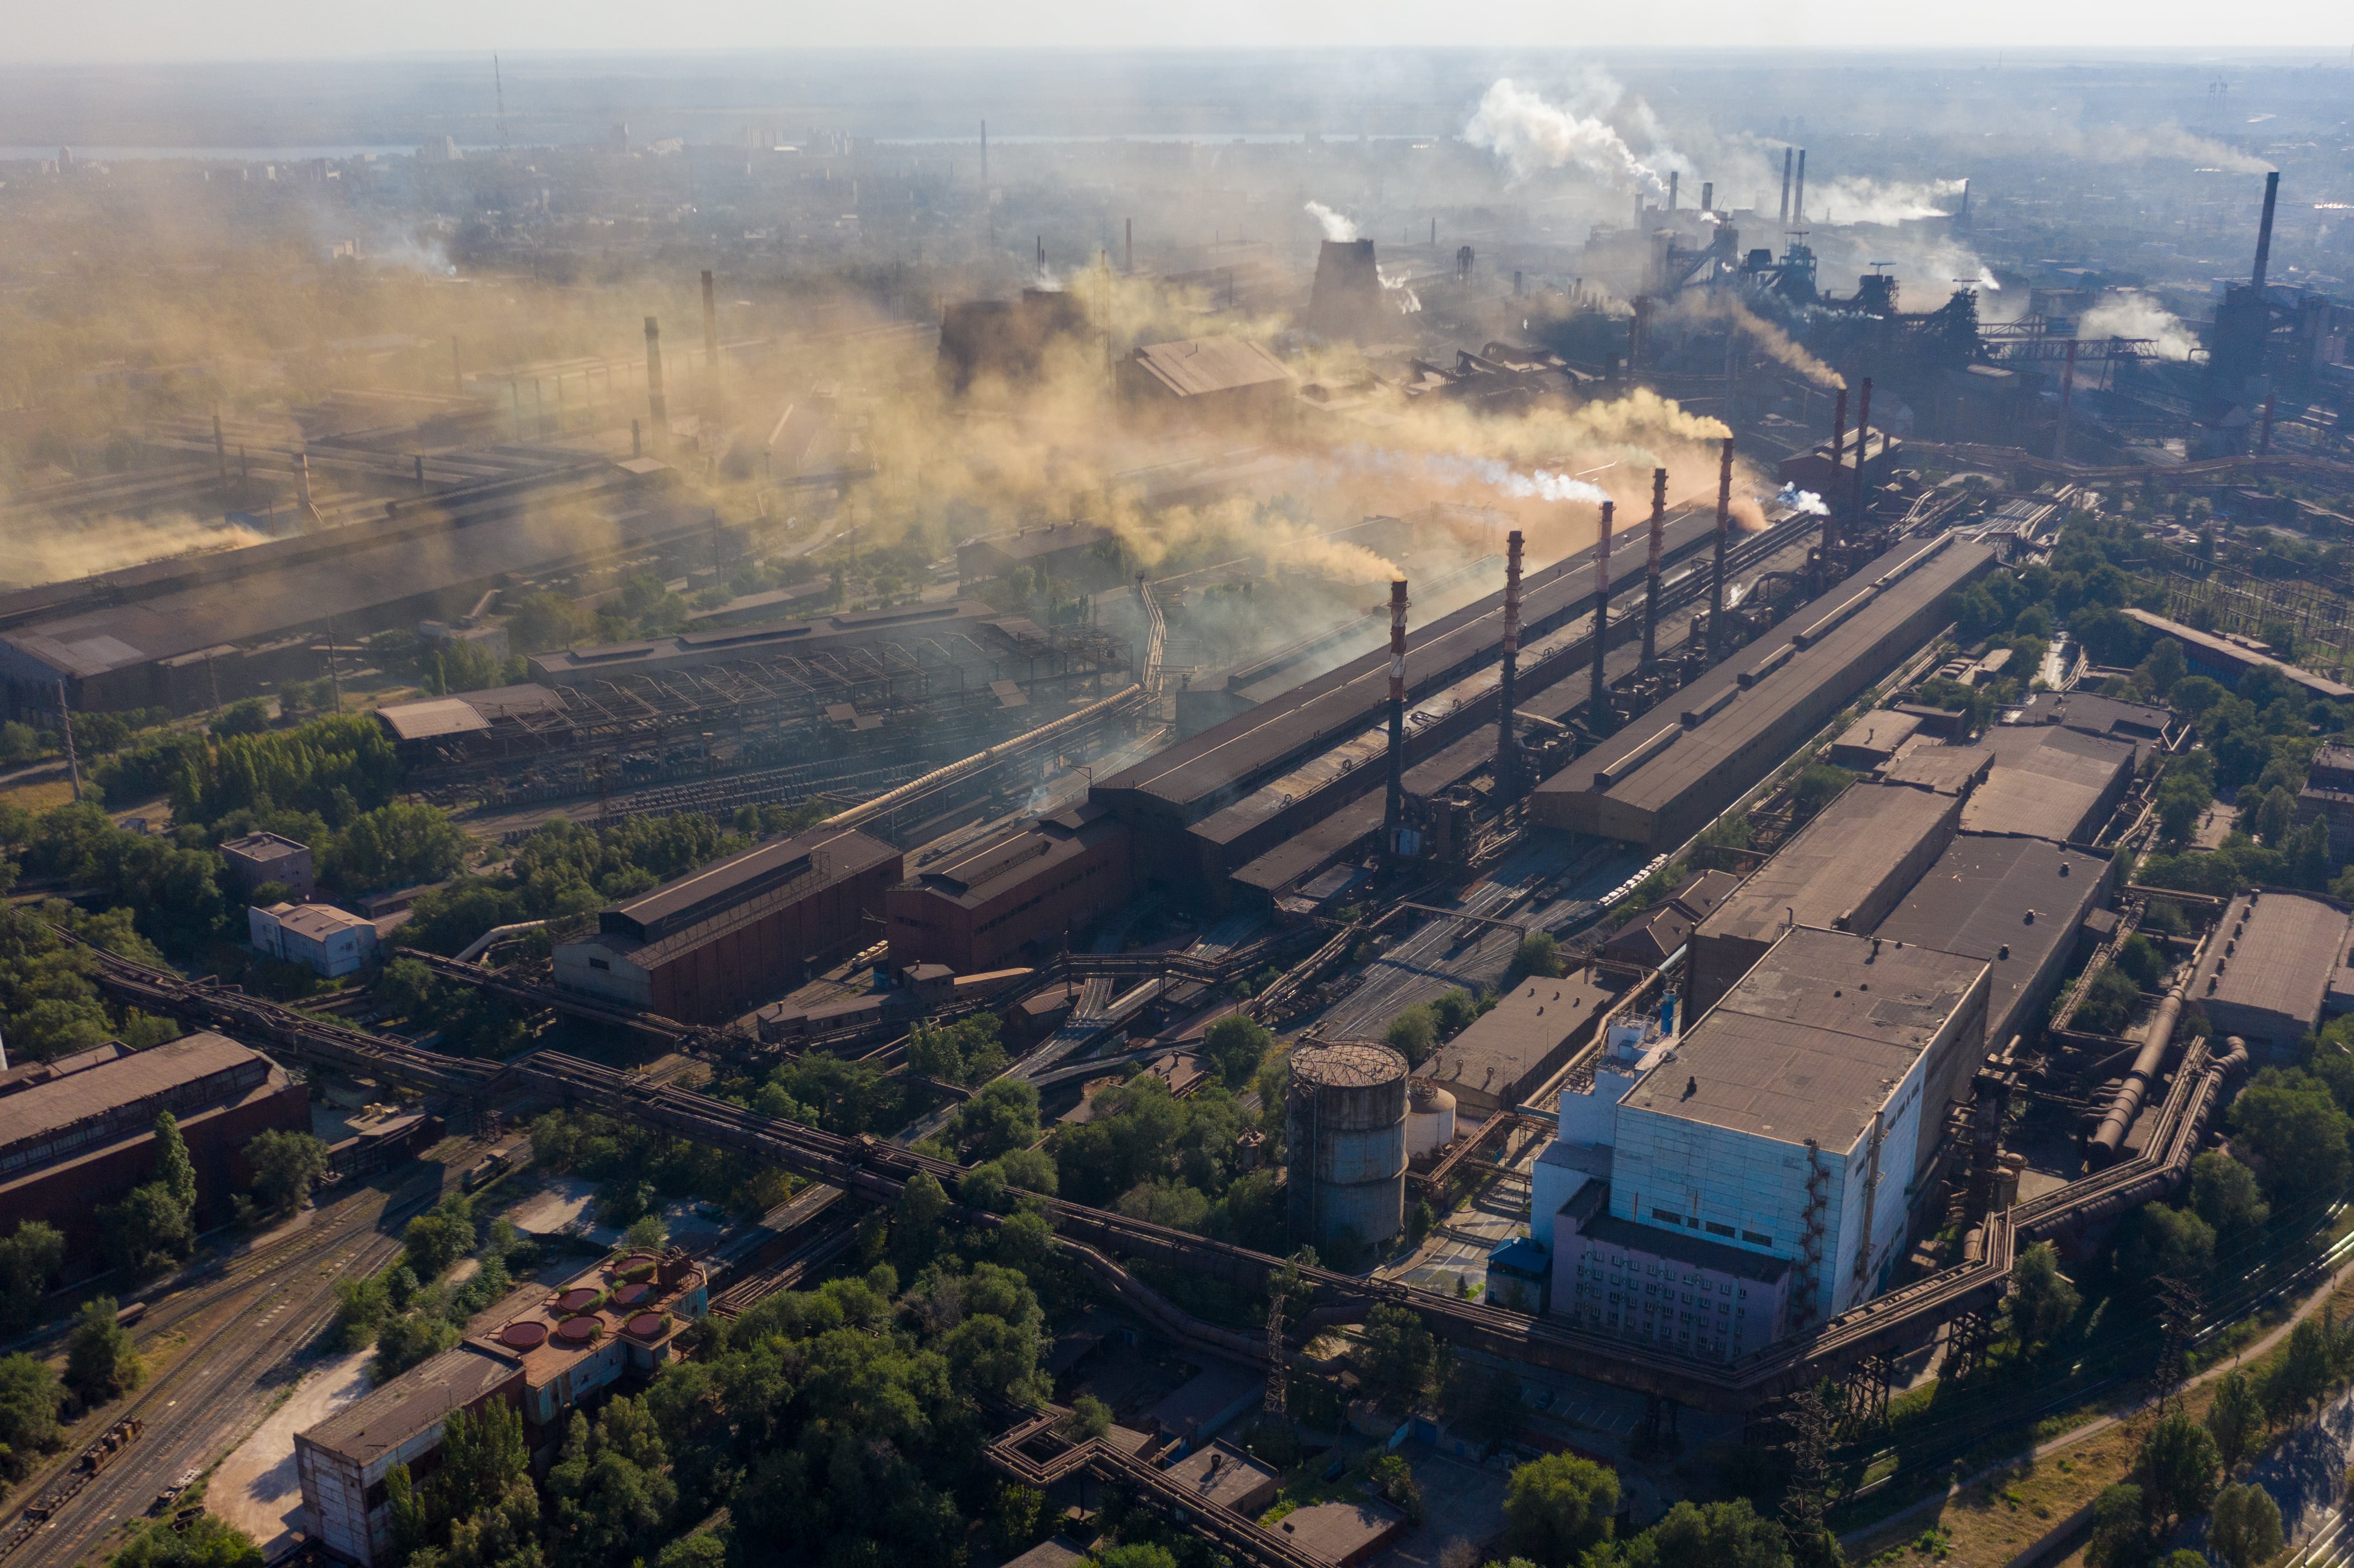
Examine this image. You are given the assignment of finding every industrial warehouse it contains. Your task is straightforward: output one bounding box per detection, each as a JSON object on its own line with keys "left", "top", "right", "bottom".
{"left": 10, "top": 48, "right": 2354, "bottom": 1568}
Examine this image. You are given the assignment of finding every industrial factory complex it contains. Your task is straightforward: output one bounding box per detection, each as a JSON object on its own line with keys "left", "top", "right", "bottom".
{"left": 12, "top": 57, "right": 2354, "bottom": 1568}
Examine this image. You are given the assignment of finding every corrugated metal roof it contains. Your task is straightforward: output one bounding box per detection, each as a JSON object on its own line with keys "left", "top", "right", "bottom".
{"left": 0, "top": 1032, "right": 271, "bottom": 1161}
{"left": 1127, "top": 337, "right": 1293, "bottom": 399}
{"left": 600, "top": 828, "right": 900, "bottom": 950}
{"left": 2194, "top": 890, "right": 2352, "bottom": 1036}
{"left": 1870, "top": 832, "right": 2103, "bottom": 1048}
{"left": 298, "top": 1344, "right": 518, "bottom": 1465}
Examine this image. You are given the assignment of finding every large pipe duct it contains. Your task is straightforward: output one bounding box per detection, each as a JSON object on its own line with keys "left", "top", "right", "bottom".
{"left": 2087, "top": 979, "right": 2187, "bottom": 1167}
{"left": 1793, "top": 150, "right": 1807, "bottom": 224}
{"left": 644, "top": 316, "right": 669, "bottom": 450}
{"left": 2252, "top": 170, "right": 2279, "bottom": 292}
{"left": 701, "top": 270, "right": 722, "bottom": 426}
{"left": 1497, "top": 532, "right": 1524, "bottom": 795}
{"left": 1385, "top": 578, "right": 1409, "bottom": 845}
{"left": 1825, "top": 385, "right": 1848, "bottom": 570}
{"left": 1589, "top": 502, "right": 1613, "bottom": 729}
{"left": 1779, "top": 149, "right": 1793, "bottom": 226}
{"left": 1708, "top": 441, "right": 1732, "bottom": 660}
{"left": 1846, "top": 378, "right": 1873, "bottom": 575}
{"left": 1641, "top": 468, "right": 1667, "bottom": 670}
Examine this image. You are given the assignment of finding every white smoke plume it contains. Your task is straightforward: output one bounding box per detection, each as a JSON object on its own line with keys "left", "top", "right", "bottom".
{"left": 1806, "top": 176, "right": 1968, "bottom": 227}
{"left": 1464, "top": 78, "right": 1668, "bottom": 197}
{"left": 1376, "top": 267, "right": 1422, "bottom": 314}
{"left": 2077, "top": 293, "right": 2201, "bottom": 361}
{"left": 1775, "top": 484, "right": 1830, "bottom": 517}
{"left": 1303, "top": 202, "right": 1359, "bottom": 243}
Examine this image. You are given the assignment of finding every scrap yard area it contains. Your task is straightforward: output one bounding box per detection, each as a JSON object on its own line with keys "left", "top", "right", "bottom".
{"left": 9, "top": 43, "right": 2354, "bottom": 1568}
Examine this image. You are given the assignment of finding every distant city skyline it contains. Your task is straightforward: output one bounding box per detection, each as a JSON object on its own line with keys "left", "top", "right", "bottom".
{"left": 15, "top": 3, "right": 2354, "bottom": 64}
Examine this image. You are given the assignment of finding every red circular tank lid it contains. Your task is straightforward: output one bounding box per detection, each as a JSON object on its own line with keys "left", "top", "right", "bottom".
{"left": 612, "top": 1283, "right": 650, "bottom": 1307}
{"left": 555, "top": 1288, "right": 601, "bottom": 1313}
{"left": 498, "top": 1321, "right": 548, "bottom": 1350}
{"left": 554, "top": 1316, "right": 598, "bottom": 1344}
{"left": 624, "top": 1312, "right": 665, "bottom": 1339}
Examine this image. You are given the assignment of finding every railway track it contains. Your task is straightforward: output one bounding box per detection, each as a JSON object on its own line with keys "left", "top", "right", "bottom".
{"left": 1, "top": 1169, "right": 449, "bottom": 1568}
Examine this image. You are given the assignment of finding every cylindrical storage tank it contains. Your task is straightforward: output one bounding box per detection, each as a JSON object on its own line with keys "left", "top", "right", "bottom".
{"left": 1287, "top": 1041, "right": 1410, "bottom": 1250}
{"left": 1405, "top": 1079, "right": 1457, "bottom": 1159}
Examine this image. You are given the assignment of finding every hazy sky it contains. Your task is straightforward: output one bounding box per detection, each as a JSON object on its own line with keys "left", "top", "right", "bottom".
{"left": 19, "top": 1, "right": 2354, "bottom": 62}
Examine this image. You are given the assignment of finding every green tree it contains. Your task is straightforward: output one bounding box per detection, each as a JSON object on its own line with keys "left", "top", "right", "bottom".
{"left": 65, "top": 1296, "right": 142, "bottom": 1403}
{"left": 2262, "top": 1318, "right": 2334, "bottom": 1423}
{"left": 243, "top": 1129, "right": 331, "bottom": 1213}
{"left": 2117, "top": 1205, "right": 2216, "bottom": 1288}
{"left": 2131, "top": 1411, "right": 2220, "bottom": 1535}
{"left": 1063, "top": 1393, "right": 1113, "bottom": 1440}
{"left": 545, "top": 1395, "right": 676, "bottom": 1568}
{"left": 2205, "top": 1369, "right": 2261, "bottom": 1472}
{"left": 2228, "top": 1068, "right": 2352, "bottom": 1198}
{"left": 1511, "top": 930, "right": 1566, "bottom": 981}
{"left": 2083, "top": 1484, "right": 2150, "bottom": 1568}
{"left": 2208, "top": 1482, "right": 2284, "bottom": 1568}
{"left": 1360, "top": 1304, "right": 1438, "bottom": 1416}
{"left": 100, "top": 1182, "right": 195, "bottom": 1276}
{"left": 1502, "top": 1452, "right": 1621, "bottom": 1567}
{"left": 153, "top": 1110, "right": 197, "bottom": 1212}
{"left": 2189, "top": 1152, "right": 2271, "bottom": 1237}
{"left": 1602, "top": 1498, "right": 1792, "bottom": 1568}
{"left": 952, "top": 1078, "right": 1041, "bottom": 1159}
{"left": 623, "top": 1215, "right": 668, "bottom": 1251}
{"left": 1203, "top": 1014, "right": 1273, "bottom": 1088}
{"left": 1093, "top": 1549, "right": 1177, "bottom": 1568}
{"left": 2008, "top": 1242, "right": 2082, "bottom": 1349}
{"left": 402, "top": 1195, "right": 476, "bottom": 1281}
{"left": 1385, "top": 1004, "right": 1437, "bottom": 1067}
{"left": 2116, "top": 935, "right": 2165, "bottom": 991}
{"left": 1790, "top": 764, "right": 1855, "bottom": 818}
{"left": 322, "top": 802, "right": 470, "bottom": 894}
{"left": 0, "top": 1221, "right": 65, "bottom": 1333}
{"left": 373, "top": 1307, "right": 460, "bottom": 1381}
{"left": 438, "top": 1400, "right": 532, "bottom": 1521}
{"left": 0, "top": 1353, "right": 61, "bottom": 1482}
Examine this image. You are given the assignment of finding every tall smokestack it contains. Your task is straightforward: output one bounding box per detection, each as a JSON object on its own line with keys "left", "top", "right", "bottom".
{"left": 212, "top": 409, "right": 230, "bottom": 522}
{"left": 1668, "top": 172, "right": 1679, "bottom": 213}
{"left": 1825, "top": 385, "right": 1848, "bottom": 570}
{"left": 1642, "top": 468, "right": 1667, "bottom": 671}
{"left": 1589, "top": 502, "right": 1614, "bottom": 730}
{"left": 1794, "top": 150, "right": 1807, "bottom": 224}
{"left": 643, "top": 316, "right": 669, "bottom": 450}
{"left": 1385, "top": 578, "right": 1409, "bottom": 844}
{"left": 1779, "top": 149, "right": 1793, "bottom": 226}
{"left": 1847, "top": 379, "right": 1874, "bottom": 568}
{"left": 1709, "top": 441, "right": 1732, "bottom": 660}
{"left": 1497, "top": 532, "right": 1524, "bottom": 795}
{"left": 2252, "top": 170, "right": 2279, "bottom": 291}
{"left": 701, "top": 270, "right": 722, "bottom": 427}
{"left": 1701, "top": 182, "right": 1713, "bottom": 213}
{"left": 1957, "top": 178, "right": 1971, "bottom": 230}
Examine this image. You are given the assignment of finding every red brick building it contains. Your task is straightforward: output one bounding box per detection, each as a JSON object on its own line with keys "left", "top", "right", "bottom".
{"left": 0, "top": 1034, "right": 310, "bottom": 1279}
{"left": 887, "top": 802, "right": 1132, "bottom": 973}
{"left": 553, "top": 827, "right": 903, "bottom": 1023}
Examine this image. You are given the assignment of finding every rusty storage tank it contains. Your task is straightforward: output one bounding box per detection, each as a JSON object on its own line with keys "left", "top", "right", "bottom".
{"left": 1405, "top": 1079, "right": 1457, "bottom": 1159}
{"left": 1286, "top": 1040, "right": 1410, "bottom": 1248}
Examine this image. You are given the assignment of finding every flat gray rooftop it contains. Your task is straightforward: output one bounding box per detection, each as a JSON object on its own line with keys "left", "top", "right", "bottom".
{"left": 1958, "top": 724, "right": 2137, "bottom": 843}
{"left": 2194, "top": 889, "right": 2352, "bottom": 1034}
{"left": 1701, "top": 781, "right": 1959, "bottom": 947}
{"left": 1871, "top": 832, "right": 2105, "bottom": 1047}
{"left": 1627, "top": 925, "right": 1985, "bottom": 1152}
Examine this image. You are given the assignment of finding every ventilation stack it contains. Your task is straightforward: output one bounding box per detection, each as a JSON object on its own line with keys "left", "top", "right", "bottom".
{"left": 1641, "top": 468, "right": 1667, "bottom": 671}
{"left": 1847, "top": 378, "right": 1874, "bottom": 573}
{"left": 1589, "top": 502, "right": 1614, "bottom": 730}
{"left": 1668, "top": 172, "right": 1679, "bottom": 213}
{"left": 2252, "top": 170, "right": 2279, "bottom": 291}
{"left": 643, "top": 316, "right": 669, "bottom": 451}
{"left": 701, "top": 270, "right": 722, "bottom": 428}
{"left": 1384, "top": 576, "right": 1409, "bottom": 847}
{"left": 1700, "top": 182, "right": 1713, "bottom": 213}
{"left": 212, "top": 410, "right": 231, "bottom": 522}
{"left": 1824, "top": 385, "right": 1848, "bottom": 571}
{"left": 1708, "top": 441, "right": 1732, "bottom": 660}
{"left": 1496, "top": 531, "right": 1524, "bottom": 796}
{"left": 1779, "top": 149, "right": 1793, "bottom": 226}
{"left": 1794, "top": 150, "right": 1807, "bottom": 224}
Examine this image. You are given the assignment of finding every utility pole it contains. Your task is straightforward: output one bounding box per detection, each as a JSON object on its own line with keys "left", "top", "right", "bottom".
{"left": 54, "top": 682, "right": 80, "bottom": 803}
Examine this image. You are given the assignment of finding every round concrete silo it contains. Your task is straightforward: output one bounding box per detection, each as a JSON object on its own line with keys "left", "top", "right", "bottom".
{"left": 1405, "top": 1079, "right": 1457, "bottom": 1159}
{"left": 1286, "top": 1041, "right": 1410, "bottom": 1249}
